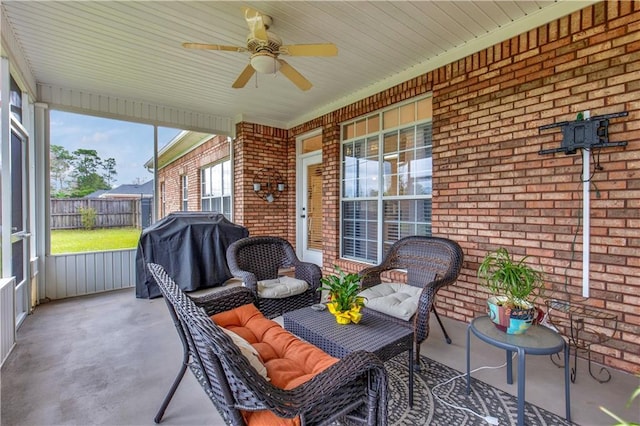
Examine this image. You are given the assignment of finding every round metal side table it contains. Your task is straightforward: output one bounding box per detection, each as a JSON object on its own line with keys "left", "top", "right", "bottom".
{"left": 466, "top": 316, "right": 571, "bottom": 426}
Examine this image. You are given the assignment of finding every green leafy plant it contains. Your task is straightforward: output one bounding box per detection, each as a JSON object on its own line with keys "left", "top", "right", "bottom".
{"left": 78, "top": 207, "right": 98, "bottom": 230}
{"left": 600, "top": 380, "right": 640, "bottom": 426}
{"left": 478, "top": 248, "right": 544, "bottom": 308}
{"left": 318, "top": 265, "right": 365, "bottom": 312}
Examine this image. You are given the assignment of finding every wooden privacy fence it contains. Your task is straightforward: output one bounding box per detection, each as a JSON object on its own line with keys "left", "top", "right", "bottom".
{"left": 51, "top": 198, "right": 151, "bottom": 229}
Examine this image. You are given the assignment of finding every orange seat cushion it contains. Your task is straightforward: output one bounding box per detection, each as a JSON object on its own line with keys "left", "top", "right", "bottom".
{"left": 211, "top": 303, "right": 338, "bottom": 426}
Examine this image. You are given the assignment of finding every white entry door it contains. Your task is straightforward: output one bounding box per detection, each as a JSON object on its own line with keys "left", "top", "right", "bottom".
{"left": 299, "top": 153, "right": 323, "bottom": 266}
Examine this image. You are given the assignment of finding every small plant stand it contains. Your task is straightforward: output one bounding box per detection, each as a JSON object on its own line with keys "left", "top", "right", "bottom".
{"left": 545, "top": 299, "right": 618, "bottom": 383}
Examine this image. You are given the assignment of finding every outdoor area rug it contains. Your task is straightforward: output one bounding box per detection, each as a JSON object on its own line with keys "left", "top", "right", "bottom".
{"left": 383, "top": 354, "right": 572, "bottom": 426}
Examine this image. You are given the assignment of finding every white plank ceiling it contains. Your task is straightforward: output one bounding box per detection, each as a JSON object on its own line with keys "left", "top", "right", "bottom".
{"left": 1, "top": 1, "right": 597, "bottom": 131}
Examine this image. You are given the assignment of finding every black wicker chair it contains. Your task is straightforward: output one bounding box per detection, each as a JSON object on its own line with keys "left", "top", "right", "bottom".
{"left": 226, "top": 236, "right": 322, "bottom": 318}
{"left": 147, "top": 263, "right": 388, "bottom": 426}
{"left": 359, "top": 236, "right": 464, "bottom": 362}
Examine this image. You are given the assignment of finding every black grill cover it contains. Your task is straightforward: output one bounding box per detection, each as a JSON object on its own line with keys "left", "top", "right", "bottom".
{"left": 135, "top": 212, "right": 249, "bottom": 298}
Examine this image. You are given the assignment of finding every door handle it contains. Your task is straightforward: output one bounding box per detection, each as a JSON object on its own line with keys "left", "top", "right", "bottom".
{"left": 300, "top": 215, "right": 306, "bottom": 218}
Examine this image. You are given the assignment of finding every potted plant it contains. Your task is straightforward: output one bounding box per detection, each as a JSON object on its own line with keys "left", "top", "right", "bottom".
{"left": 478, "top": 248, "right": 545, "bottom": 334}
{"left": 318, "top": 266, "right": 365, "bottom": 324}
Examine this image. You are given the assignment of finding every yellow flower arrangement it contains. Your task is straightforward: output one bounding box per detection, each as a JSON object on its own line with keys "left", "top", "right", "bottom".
{"left": 319, "top": 266, "right": 365, "bottom": 325}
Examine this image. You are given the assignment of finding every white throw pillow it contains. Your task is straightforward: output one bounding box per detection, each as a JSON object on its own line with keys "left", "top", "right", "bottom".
{"left": 257, "top": 276, "right": 309, "bottom": 299}
{"left": 358, "top": 282, "right": 422, "bottom": 321}
{"left": 221, "top": 328, "right": 269, "bottom": 380}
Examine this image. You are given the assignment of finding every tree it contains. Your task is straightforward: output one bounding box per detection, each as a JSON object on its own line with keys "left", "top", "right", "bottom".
{"left": 67, "top": 149, "right": 117, "bottom": 198}
{"left": 71, "top": 149, "right": 101, "bottom": 179}
{"left": 103, "top": 157, "right": 117, "bottom": 187}
{"left": 72, "top": 172, "right": 110, "bottom": 197}
{"left": 50, "top": 145, "right": 73, "bottom": 197}
{"left": 49, "top": 146, "right": 118, "bottom": 198}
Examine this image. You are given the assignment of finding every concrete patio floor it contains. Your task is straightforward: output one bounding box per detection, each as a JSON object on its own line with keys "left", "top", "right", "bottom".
{"left": 1, "top": 287, "right": 638, "bottom": 426}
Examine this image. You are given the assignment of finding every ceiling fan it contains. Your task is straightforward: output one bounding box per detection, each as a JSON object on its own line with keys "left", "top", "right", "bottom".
{"left": 183, "top": 7, "right": 338, "bottom": 91}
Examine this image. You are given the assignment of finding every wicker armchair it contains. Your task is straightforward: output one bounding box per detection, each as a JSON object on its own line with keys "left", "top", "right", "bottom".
{"left": 147, "top": 263, "right": 388, "bottom": 426}
{"left": 226, "top": 236, "right": 322, "bottom": 318}
{"left": 359, "top": 236, "right": 464, "bottom": 362}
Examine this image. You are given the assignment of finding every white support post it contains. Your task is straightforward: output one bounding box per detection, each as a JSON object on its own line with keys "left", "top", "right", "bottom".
{"left": 582, "top": 148, "right": 590, "bottom": 298}
{"left": 34, "top": 102, "right": 48, "bottom": 301}
{"left": 1, "top": 58, "right": 12, "bottom": 278}
{"left": 153, "top": 126, "right": 158, "bottom": 223}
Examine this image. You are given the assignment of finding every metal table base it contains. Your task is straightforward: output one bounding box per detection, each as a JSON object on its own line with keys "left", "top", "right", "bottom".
{"left": 466, "top": 316, "right": 571, "bottom": 426}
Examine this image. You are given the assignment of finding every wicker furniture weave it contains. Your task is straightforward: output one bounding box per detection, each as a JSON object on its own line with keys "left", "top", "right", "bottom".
{"left": 284, "top": 306, "right": 415, "bottom": 406}
{"left": 226, "top": 236, "right": 322, "bottom": 318}
{"left": 359, "top": 236, "right": 464, "bottom": 362}
{"left": 147, "top": 263, "right": 388, "bottom": 426}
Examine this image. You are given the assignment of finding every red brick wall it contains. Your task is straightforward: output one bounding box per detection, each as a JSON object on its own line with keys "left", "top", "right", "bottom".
{"left": 157, "top": 135, "right": 229, "bottom": 217}
{"left": 429, "top": 2, "right": 640, "bottom": 374}
{"left": 293, "top": 2, "right": 639, "bottom": 373}
{"left": 162, "top": 2, "right": 640, "bottom": 374}
{"left": 233, "top": 122, "right": 294, "bottom": 238}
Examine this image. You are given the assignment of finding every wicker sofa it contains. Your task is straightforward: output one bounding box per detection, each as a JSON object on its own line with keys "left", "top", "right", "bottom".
{"left": 147, "top": 263, "right": 388, "bottom": 426}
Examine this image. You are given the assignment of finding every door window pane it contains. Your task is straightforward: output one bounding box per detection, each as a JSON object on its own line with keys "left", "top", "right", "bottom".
{"left": 302, "top": 134, "right": 323, "bottom": 153}
{"left": 307, "top": 163, "right": 323, "bottom": 251}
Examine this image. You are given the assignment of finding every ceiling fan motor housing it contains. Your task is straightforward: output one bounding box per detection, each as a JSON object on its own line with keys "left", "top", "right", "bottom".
{"left": 247, "top": 31, "right": 282, "bottom": 53}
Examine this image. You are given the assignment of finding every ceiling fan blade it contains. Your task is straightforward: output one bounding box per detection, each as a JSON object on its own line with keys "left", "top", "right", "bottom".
{"left": 182, "top": 42, "right": 246, "bottom": 52}
{"left": 243, "top": 7, "right": 268, "bottom": 41}
{"left": 280, "top": 43, "right": 338, "bottom": 57}
{"left": 232, "top": 64, "right": 256, "bottom": 89}
{"left": 277, "top": 59, "right": 312, "bottom": 91}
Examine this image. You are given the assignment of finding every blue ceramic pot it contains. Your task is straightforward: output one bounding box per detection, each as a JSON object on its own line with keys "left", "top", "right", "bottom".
{"left": 487, "top": 296, "right": 536, "bottom": 334}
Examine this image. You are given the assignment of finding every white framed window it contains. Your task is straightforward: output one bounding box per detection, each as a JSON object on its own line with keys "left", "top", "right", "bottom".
{"left": 201, "top": 160, "right": 232, "bottom": 219}
{"left": 181, "top": 175, "right": 188, "bottom": 211}
{"left": 341, "top": 97, "right": 433, "bottom": 263}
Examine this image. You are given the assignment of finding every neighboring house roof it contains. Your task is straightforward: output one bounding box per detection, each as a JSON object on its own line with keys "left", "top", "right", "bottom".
{"left": 84, "top": 190, "right": 108, "bottom": 198}
{"left": 99, "top": 180, "right": 154, "bottom": 198}
{"left": 144, "top": 131, "right": 216, "bottom": 171}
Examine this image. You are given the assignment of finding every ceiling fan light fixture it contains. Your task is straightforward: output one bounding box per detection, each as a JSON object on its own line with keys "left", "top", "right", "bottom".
{"left": 250, "top": 52, "right": 281, "bottom": 74}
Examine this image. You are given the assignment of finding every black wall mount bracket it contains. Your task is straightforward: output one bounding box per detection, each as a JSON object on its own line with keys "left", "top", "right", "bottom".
{"left": 538, "top": 111, "right": 628, "bottom": 155}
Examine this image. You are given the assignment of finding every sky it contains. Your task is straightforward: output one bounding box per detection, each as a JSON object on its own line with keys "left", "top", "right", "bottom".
{"left": 50, "top": 110, "right": 181, "bottom": 187}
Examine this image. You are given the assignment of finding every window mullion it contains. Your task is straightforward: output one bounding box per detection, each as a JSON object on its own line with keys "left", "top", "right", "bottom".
{"left": 377, "top": 131, "right": 384, "bottom": 263}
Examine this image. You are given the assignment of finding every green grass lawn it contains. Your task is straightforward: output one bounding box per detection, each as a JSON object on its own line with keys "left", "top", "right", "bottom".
{"left": 50, "top": 227, "right": 142, "bottom": 254}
